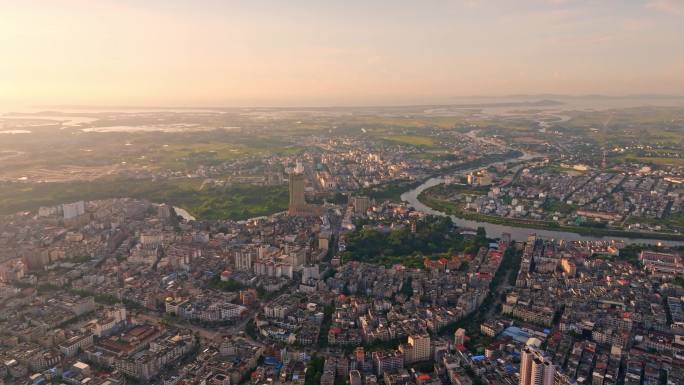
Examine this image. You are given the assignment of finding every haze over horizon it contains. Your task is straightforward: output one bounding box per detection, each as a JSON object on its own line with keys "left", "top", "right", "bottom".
{"left": 2, "top": 0, "right": 684, "bottom": 107}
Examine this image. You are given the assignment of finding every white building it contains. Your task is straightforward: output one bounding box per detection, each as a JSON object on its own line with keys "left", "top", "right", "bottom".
{"left": 62, "top": 201, "right": 85, "bottom": 219}
{"left": 402, "top": 333, "right": 431, "bottom": 364}
{"left": 235, "top": 251, "right": 253, "bottom": 271}
{"left": 59, "top": 333, "right": 94, "bottom": 357}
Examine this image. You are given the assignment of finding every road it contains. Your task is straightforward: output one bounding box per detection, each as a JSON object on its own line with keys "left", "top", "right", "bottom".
{"left": 485, "top": 263, "right": 516, "bottom": 320}
{"left": 136, "top": 312, "right": 221, "bottom": 340}
{"left": 135, "top": 306, "right": 264, "bottom": 346}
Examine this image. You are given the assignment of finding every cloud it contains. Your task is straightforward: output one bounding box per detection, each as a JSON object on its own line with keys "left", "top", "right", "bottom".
{"left": 544, "top": 34, "right": 614, "bottom": 47}
{"left": 461, "top": 0, "right": 482, "bottom": 8}
{"left": 620, "top": 17, "right": 649, "bottom": 32}
{"left": 645, "top": 0, "right": 684, "bottom": 15}
{"left": 543, "top": 0, "right": 574, "bottom": 4}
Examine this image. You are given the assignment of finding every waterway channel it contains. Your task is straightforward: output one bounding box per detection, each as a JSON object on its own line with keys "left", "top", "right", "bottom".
{"left": 401, "top": 165, "right": 684, "bottom": 247}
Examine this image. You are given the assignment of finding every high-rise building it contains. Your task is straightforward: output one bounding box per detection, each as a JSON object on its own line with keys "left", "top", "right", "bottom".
{"left": 351, "top": 196, "right": 370, "bottom": 215}
{"left": 402, "top": 333, "right": 431, "bottom": 364}
{"left": 561, "top": 258, "right": 576, "bottom": 277}
{"left": 520, "top": 347, "right": 534, "bottom": 385}
{"left": 372, "top": 351, "right": 403, "bottom": 376}
{"left": 349, "top": 370, "right": 362, "bottom": 385}
{"left": 266, "top": 171, "right": 283, "bottom": 185}
{"left": 355, "top": 347, "right": 365, "bottom": 363}
{"left": 234, "top": 251, "right": 253, "bottom": 271}
{"left": 157, "top": 204, "right": 173, "bottom": 220}
{"left": 62, "top": 201, "right": 85, "bottom": 219}
{"left": 454, "top": 328, "right": 466, "bottom": 346}
{"left": 288, "top": 172, "right": 307, "bottom": 214}
{"left": 0, "top": 258, "right": 26, "bottom": 283}
{"left": 301, "top": 264, "right": 320, "bottom": 284}
{"left": 288, "top": 163, "right": 324, "bottom": 217}
{"left": 520, "top": 346, "right": 555, "bottom": 385}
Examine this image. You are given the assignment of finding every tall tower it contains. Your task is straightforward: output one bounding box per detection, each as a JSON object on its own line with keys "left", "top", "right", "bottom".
{"left": 454, "top": 328, "right": 466, "bottom": 346}
{"left": 520, "top": 346, "right": 555, "bottom": 385}
{"left": 288, "top": 171, "right": 307, "bottom": 215}
{"left": 541, "top": 361, "right": 555, "bottom": 385}
{"left": 407, "top": 334, "right": 431, "bottom": 363}
{"left": 288, "top": 160, "right": 323, "bottom": 217}
{"left": 601, "top": 149, "right": 607, "bottom": 169}
{"left": 520, "top": 347, "right": 534, "bottom": 385}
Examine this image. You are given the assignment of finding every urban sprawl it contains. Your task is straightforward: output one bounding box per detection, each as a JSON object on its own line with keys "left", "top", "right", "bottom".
{"left": 1, "top": 110, "right": 684, "bottom": 385}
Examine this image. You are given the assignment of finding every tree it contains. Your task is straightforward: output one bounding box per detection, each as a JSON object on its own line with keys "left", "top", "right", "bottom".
{"left": 475, "top": 227, "right": 488, "bottom": 249}
{"left": 400, "top": 277, "right": 413, "bottom": 297}
{"left": 305, "top": 356, "right": 325, "bottom": 385}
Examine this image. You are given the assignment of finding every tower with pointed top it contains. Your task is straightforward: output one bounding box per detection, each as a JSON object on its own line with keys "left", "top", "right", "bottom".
{"left": 601, "top": 149, "right": 607, "bottom": 169}
{"left": 288, "top": 170, "right": 307, "bottom": 215}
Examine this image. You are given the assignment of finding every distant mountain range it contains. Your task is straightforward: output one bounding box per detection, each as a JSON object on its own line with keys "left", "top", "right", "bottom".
{"left": 22, "top": 94, "right": 684, "bottom": 113}
{"left": 497, "top": 94, "right": 684, "bottom": 100}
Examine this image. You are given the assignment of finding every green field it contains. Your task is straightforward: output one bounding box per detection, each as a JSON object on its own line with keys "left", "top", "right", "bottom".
{"left": 0, "top": 178, "right": 288, "bottom": 220}
{"left": 380, "top": 135, "right": 435, "bottom": 147}
{"left": 0, "top": 127, "right": 301, "bottom": 175}
{"left": 359, "top": 180, "right": 423, "bottom": 203}
{"left": 561, "top": 107, "right": 684, "bottom": 147}
{"left": 428, "top": 183, "right": 489, "bottom": 197}
{"left": 625, "top": 213, "right": 684, "bottom": 233}
{"left": 631, "top": 156, "right": 684, "bottom": 166}
{"left": 408, "top": 152, "right": 459, "bottom": 161}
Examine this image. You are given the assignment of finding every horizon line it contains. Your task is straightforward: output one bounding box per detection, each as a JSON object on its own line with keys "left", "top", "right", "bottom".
{"left": 15, "top": 93, "right": 684, "bottom": 112}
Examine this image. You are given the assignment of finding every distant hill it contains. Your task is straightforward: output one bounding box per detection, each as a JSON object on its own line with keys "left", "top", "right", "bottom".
{"left": 502, "top": 93, "right": 684, "bottom": 100}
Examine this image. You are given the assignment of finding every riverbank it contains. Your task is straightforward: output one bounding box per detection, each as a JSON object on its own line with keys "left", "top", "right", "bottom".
{"left": 397, "top": 133, "right": 684, "bottom": 246}
{"left": 428, "top": 150, "right": 524, "bottom": 177}
{"left": 401, "top": 176, "right": 684, "bottom": 246}
{"left": 417, "top": 187, "right": 684, "bottom": 242}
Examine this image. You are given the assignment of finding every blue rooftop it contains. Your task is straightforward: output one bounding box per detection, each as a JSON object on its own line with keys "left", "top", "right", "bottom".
{"left": 502, "top": 326, "right": 530, "bottom": 343}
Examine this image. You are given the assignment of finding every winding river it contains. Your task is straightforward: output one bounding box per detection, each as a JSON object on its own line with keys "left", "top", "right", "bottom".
{"left": 401, "top": 158, "right": 684, "bottom": 247}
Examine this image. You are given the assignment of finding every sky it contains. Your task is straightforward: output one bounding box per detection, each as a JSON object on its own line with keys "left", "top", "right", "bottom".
{"left": 0, "top": 0, "right": 683, "bottom": 107}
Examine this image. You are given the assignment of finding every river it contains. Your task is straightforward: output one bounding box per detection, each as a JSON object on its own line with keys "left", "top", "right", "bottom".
{"left": 401, "top": 166, "right": 684, "bottom": 247}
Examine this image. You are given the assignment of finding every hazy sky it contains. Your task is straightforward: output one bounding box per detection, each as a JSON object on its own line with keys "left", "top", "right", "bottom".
{"left": 1, "top": 0, "right": 683, "bottom": 107}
